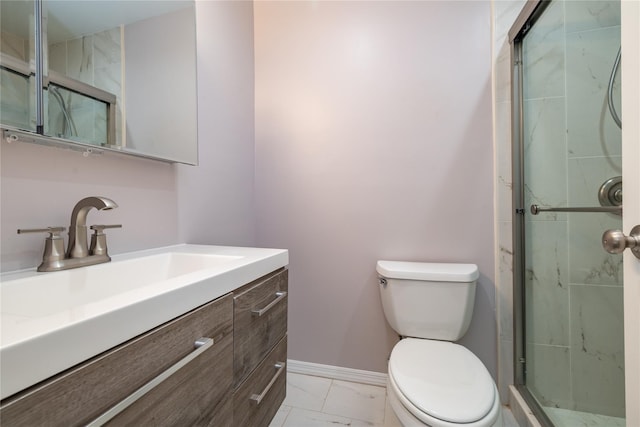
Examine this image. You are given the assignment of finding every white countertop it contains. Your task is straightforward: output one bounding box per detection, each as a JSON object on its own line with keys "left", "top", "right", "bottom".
{"left": 0, "top": 244, "right": 288, "bottom": 400}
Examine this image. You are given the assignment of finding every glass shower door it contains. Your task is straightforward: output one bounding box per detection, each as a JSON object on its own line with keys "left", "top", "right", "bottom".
{"left": 517, "top": 1, "right": 624, "bottom": 425}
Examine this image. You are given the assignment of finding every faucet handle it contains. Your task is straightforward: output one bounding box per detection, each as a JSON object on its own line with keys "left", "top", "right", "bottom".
{"left": 89, "top": 224, "right": 121, "bottom": 256}
{"left": 17, "top": 227, "right": 66, "bottom": 271}
{"left": 17, "top": 226, "right": 66, "bottom": 237}
{"left": 90, "top": 224, "right": 122, "bottom": 233}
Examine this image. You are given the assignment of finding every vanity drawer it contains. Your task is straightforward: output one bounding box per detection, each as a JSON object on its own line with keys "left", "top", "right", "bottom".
{"left": 233, "top": 336, "right": 287, "bottom": 427}
{"left": 103, "top": 325, "right": 233, "bottom": 426}
{"left": 0, "top": 294, "right": 234, "bottom": 427}
{"left": 233, "top": 269, "right": 288, "bottom": 387}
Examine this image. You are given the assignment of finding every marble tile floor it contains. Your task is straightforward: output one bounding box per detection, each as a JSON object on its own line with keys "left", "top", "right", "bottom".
{"left": 544, "top": 407, "right": 625, "bottom": 427}
{"left": 270, "top": 372, "right": 520, "bottom": 427}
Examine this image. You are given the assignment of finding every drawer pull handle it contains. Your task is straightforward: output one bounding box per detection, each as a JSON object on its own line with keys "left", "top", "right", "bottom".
{"left": 251, "top": 291, "right": 287, "bottom": 317}
{"left": 87, "top": 337, "right": 214, "bottom": 426}
{"left": 249, "top": 362, "right": 286, "bottom": 405}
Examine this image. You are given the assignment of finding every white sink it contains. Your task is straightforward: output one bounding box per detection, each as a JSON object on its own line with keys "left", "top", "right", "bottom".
{"left": 0, "top": 244, "right": 288, "bottom": 400}
{"left": 2, "top": 252, "right": 242, "bottom": 318}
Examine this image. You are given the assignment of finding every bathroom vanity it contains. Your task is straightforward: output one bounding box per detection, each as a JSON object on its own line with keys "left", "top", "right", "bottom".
{"left": 0, "top": 245, "right": 288, "bottom": 426}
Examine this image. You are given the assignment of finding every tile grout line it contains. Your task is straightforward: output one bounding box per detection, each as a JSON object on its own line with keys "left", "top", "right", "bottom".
{"left": 280, "top": 406, "right": 291, "bottom": 427}
{"left": 319, "top": 378, "right": 333, "bottom": 413}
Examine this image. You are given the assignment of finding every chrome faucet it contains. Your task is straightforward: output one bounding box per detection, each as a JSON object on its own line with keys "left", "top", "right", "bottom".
{"left": 67, "top": 196, "right": 118, "bottom": 258}
{"left": 18, "top": 196, "right": 121, "bottom": 272}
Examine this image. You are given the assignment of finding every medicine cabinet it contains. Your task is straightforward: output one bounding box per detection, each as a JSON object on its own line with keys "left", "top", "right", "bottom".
{"left": 0, "top": 0, "right": 198, "bottom": 164}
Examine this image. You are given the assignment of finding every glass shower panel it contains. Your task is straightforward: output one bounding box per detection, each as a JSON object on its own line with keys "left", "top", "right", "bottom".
{"left": 0, "top": 0, "right": 36, "bottom": 132}
{"left": 521, "top": 1, "right": 624, "bottom": 425}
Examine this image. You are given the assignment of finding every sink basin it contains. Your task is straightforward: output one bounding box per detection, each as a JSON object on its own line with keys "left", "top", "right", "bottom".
{"left": 0, "top": 244, "right": 288, "bottom": 400}
{"left": 2, "top": 252, "right": 242, "bottom": 318}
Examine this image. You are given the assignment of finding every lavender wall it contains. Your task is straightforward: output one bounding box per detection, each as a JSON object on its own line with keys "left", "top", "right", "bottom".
{"left": 177, "top": 0, "right": 256, "bottom": 246}
{"left": 254, "top": 0, "right": 496, "bottom": 376}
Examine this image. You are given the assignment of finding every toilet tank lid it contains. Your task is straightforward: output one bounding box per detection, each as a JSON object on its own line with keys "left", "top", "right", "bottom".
{"left": 376, "top": 261, "right": 479, "bottom": 282}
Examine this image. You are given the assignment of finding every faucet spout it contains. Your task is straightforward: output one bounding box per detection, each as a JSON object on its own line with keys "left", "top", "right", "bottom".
{"left": 67, "top": 196, "right": 118, "bottom": 258}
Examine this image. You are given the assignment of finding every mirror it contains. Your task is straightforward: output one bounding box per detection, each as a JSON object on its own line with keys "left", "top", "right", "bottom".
{"left": 0, "top": 0, "right": 36, "bottom": 133}
{"left": 0, "top": 0, "right": 198, "bottom": 165}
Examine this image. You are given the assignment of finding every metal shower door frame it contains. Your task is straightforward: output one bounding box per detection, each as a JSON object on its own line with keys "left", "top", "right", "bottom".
{"left": 508, "top": 1, "right": 555, "bottom": 426}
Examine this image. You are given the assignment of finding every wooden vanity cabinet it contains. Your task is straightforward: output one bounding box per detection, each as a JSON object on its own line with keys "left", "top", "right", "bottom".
{"left": 0, "top": 268, "right": 289, "bottom": 427}
{"left": 0, "top": 293, "right": 234, "bottom": 426}
{"left": 233, "top": 268, "right": 288, "bottom": 387}
{"left": 234, "top": 336, "right": 287, "bottom": 426}
{"left": 232, "top": 269, "right": 288, "bottom": 427}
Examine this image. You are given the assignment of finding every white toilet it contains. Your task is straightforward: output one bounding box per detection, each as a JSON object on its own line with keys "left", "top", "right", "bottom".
{"left": 377, "top": 260, "right": 502, "bottom": 427}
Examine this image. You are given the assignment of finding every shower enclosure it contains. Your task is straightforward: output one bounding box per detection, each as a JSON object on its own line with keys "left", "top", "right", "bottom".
{"left": 510, "top": 1, "right": 624, "bottom": 426}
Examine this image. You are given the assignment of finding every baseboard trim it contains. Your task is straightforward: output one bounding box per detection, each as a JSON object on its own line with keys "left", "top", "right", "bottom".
{"left": 287, "top": 359, "right": 388, "bottom": 387}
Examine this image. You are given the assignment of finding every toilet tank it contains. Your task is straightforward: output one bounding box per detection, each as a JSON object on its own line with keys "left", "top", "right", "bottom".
{"left": 376, "top": 260, "right": 479, "bottom": 341}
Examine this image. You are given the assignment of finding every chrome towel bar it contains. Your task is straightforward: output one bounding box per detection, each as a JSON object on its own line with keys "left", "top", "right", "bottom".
{"left": 530, "top": 204, "right": 622, "bottom": 215}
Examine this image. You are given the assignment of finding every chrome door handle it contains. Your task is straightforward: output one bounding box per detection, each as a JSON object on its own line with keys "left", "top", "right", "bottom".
{"left": 249, "top": 362, "right": 286, "bottom": 405}
{"left": 87, "top": 337, "right": 214, "bottom": 426}
{"left": 251, "top": 291, "right": 287, "bottom": 317}
{"left": 602, "top": 225, "right": 640, "bottom": 259}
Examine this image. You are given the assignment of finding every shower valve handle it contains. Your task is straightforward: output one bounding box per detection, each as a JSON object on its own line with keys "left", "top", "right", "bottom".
{"left": 602, "top": 225, "right": 640, "bottom": 260}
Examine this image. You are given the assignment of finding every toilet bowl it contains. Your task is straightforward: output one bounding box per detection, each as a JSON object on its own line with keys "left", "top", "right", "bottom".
{"left": 376, "top": 261, "right": 502, "bottom": 427}
{"left": 386, "top": 339, "right": 502, "bottom": 427}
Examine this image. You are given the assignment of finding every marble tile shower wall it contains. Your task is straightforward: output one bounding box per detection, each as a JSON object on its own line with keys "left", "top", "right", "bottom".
{"left": 493, "top": 0, "right": 624, "bottom": 417}
{"left": 48, "top": 27, "right": 122, "bottom": 146}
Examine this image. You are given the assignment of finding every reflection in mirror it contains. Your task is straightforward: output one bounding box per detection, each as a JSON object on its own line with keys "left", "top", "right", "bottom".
{"left": 0, "top": 0, "right": 36, "bottom": 133}
{"left": 0, "top": 0, "right": 198, "bottom": 165}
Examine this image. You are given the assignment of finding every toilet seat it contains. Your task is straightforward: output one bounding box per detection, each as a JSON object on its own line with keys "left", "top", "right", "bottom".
{"left": 388, "top": 338, "right": 499, "bottom": 426}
